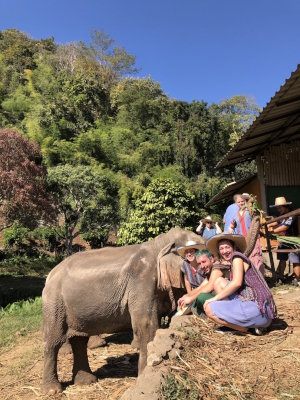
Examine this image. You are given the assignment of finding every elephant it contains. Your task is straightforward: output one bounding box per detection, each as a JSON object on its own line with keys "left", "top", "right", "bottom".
{"left": 41, "top": 228, "right": 206, "bottom": 395}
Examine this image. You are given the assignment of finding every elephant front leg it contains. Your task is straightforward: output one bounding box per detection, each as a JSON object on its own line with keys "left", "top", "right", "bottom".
{"left": 69, "top": 336, "right": 98, "bottom": 386}
{"left": 41, "top": 345, "right": 63, "bottom": 395}
{"left": 132, "top": 315, "right": 160, "bottom": 374}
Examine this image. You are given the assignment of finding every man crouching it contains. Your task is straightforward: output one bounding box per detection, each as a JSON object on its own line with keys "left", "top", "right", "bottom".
{"left": 178, "top": 249, "right": 230, "bottom": 317}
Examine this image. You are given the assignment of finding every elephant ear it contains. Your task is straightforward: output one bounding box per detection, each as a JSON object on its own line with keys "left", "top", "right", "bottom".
{"left": 157, "top": 242, "right": 185, "bottom": 291}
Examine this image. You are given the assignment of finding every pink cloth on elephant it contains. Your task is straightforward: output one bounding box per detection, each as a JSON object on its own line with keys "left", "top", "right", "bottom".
{"left": 249, "top": 238, "right": 264, "bottom": 276}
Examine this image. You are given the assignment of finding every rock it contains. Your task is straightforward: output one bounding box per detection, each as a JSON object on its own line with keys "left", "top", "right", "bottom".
{"left": 147, "top": 353, "right": 163, "bottom": 367}
{"left": 174, "top": 341, "right": 183, "bottom": 349}
{"left": 169, "top": 315, "right": 194, "bottom": 329}
{"left": 167, "top": 329, "right": 189, "bottom": 340}
{"left": 87, "top": 335, "right": 106, "bottom": 349}
{"left": 147, "top": 341, "right": 155, "bottom": 354}
{"left": 183, "top": 326, "right": 198, "bottom": 334}
{"left": 168, "top": 348, "right": 180, "bottom": 360}
{"left": 152, "top": 333, "right": 175, "bottom": 358}
{"left": 121, "top": 367, "right": 166, "bottom": 400}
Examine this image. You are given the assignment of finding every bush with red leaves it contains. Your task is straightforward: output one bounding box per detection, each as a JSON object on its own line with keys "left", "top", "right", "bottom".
{"left": 0, "top": 128, "right": 57, "bottom": 230}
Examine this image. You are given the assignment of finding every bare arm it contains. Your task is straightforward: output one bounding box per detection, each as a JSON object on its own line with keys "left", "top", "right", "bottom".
{"left": 184, "top": 274, "right": 192, "bottom": 294}
{"left": 178, "top": 270, "right": 223, "bottom": 308}
{"left": 215, "top": 222, "right": 222, "bottom": 234}
{"left": 178, "top": 279, "right": 207, "bottom": 308}
{"left": 205, "top": 257, "right": 244, "bottom": 304}
{"left": 196, "top": 221, "right": 203, "bottom": 233}
{"left": 269, "top": 225, "right": 288, "bottom": 234}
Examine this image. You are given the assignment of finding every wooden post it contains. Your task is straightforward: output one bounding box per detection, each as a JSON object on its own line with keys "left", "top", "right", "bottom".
{"left": 265, "top": 208, "right": 300, "bottom": 225}
{"left": 264, "top": 222, "right": 276, "bottom": 281}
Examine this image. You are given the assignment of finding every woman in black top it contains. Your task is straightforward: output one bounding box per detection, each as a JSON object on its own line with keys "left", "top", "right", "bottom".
{"left": 268, "top": 197, "right": 300, "bottom": 286}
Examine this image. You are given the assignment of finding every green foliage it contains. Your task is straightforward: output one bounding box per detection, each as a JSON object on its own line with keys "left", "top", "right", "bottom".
{"left": 160, "top": 374, "right": 199, "bottom": 400}
{"left": 1, "top": 297, "right": 42, "bottom": 315}
{"left": 47, "top": 164, "right": 119, "bottom": 254}
{"left": 0, "top": 254, "right": 61, "bottom": 277}
{"left": 3, "top": 223, "right": 29, "bottom": 249}
{"left": 210, "top": 95, "right": 261, "bottom": 147}
{"left": 0, "top": 27, "right": 261, "bottom": 252}
{"left": 81, "top": 226, "right": 110, "bottom": 248}
{"left": 118, "top": 179, "right": 197, "bottom": 245}
{"left": 30, "top": 225, "right": 64, "bottom": 252}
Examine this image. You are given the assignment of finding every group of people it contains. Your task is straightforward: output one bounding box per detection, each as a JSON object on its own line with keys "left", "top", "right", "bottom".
{"left": 175, "top": 194, "right": 300, "bottom": 334}
{"left": 177, "top": 234, "right": 276, "bottom": 334}
{"left": 197, "top": 193, "right": 264, "bottom": 275}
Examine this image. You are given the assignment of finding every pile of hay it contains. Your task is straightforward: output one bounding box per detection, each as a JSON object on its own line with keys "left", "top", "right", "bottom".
{"left": 161, "top": 298, "right": 300, "bottom": 400}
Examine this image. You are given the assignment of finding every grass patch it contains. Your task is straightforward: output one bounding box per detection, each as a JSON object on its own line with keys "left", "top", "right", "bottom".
{"left": 0, "top": 297, "right": 42, "bottom": 355}
{"left": 160, "top": 375, "right": 199, "bottom": 400}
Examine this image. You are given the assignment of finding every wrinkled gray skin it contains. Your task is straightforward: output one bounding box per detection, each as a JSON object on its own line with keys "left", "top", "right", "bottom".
{"left": 41, "top": 228, "right": 204, "bottom": 395}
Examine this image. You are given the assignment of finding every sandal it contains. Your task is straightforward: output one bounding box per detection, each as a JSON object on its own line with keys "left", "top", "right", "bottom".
{"left": 248, "top": 327, "right": 267, "bottom": 336}
{"left": 214, "top": 326, "right": 238, "bottom": 334}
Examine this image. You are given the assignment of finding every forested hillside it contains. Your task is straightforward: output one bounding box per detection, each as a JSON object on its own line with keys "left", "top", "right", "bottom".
{"left": 0, "top": 28, "right": 260, "bottom": 249}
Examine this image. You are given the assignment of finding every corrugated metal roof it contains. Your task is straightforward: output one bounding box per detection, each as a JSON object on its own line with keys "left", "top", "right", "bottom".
{"left": 205, "top": 174, "right": 257, "bottom": 207}
{"left": 216, "top": 64, "right": 300, "bottom": 168}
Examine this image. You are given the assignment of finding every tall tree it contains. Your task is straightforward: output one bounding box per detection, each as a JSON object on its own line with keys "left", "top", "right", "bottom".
{"left": 0, "top": 128, "right": 56, "bottom": 230}
{"left": 47, "top": 164, "right": 119, "bottom": 255}
{"left": 210, "top": 95, "right": 261, "bottom": 146}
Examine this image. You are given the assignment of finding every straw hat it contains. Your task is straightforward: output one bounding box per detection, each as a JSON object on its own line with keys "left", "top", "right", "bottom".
{"left": 241, "top": 193, "right": 250, "bottom": 200}
{"left": 176, "top": 240, "right": 207, "bottom": 258}
{"left": 206, "top": 234, "right": 247, "bottom": 259}
{"left": 269, "top": 197, "right": 292, "bottom": 208}
{"left": 200, "top": 215, "right": 216, "bottom": 224}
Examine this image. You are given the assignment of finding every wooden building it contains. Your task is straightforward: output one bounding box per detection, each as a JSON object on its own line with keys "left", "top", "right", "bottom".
{"left": 206, "top": 64, "right": 300, "bottom": 215}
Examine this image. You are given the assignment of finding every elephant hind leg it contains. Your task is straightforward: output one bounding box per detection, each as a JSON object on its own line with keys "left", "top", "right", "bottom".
{"left": 41, "top": 344, "right": 63, "bottom": 395}
{"left": 41, "top": 302, "right": 66, "bottom": 395}
{"left": 69, "top": 336, "right": 97, "bottom": 386}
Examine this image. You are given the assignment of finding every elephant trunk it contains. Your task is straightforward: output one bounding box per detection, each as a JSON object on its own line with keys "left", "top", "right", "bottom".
{"left": 244, "top": 214, "right": 261, "bottom": 258}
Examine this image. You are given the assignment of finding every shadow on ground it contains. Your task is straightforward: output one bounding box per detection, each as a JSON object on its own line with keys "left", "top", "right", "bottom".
{"left": 0, "top": 275, "right": 46, "bottom": 306}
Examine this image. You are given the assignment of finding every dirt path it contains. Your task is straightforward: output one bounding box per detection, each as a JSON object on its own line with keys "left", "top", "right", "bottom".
{"left": 1, "top": 288, "right": 299, "bottom": 400}
{"left": 0, "top": 332, "right": 138, "bottom": 399}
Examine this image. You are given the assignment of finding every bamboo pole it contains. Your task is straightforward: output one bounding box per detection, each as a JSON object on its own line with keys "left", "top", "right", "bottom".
{"left": 265, "top": 208, "right": 300, "bottom": 225}
{"left": 264, "top": 222, "right": 276, "bottom": 280}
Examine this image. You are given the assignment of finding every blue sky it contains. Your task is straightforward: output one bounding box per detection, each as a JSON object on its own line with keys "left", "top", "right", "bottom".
{"left": 1, "top": 0, "right": 299, "bottom": 108}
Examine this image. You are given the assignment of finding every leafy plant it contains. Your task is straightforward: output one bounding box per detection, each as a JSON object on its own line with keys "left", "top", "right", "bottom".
{"left": 118, "top": 179, "right": 197, "bottom": 245}
{"left": 160, "top": 374, "right": 199, "bottom": 400}
{"left": 3, "top": 223, "right": 29, "bottom": 251}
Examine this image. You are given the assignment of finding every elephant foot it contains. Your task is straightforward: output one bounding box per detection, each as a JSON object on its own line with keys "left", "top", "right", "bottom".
{"left": 74, "top": 370, "right": 97, "bottom": 386}
{"left": 131, "top": 337, "right": 140, "bottom": 350}
{"left": 87, "top": 335, "right": 106, "bottom": 349}
{"left": 40, "top": 381, "right": 63, "bottom": 395}
{"left": 59, "top": 340, "right": 73, "bottom": 355}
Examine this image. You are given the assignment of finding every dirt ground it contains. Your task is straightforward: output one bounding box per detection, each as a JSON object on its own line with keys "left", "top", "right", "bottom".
{"left": 0, "top": 288, "right": 300, "bottom": 400}
{"left": 0, "top": 331, "right": 138, "bottom": 400}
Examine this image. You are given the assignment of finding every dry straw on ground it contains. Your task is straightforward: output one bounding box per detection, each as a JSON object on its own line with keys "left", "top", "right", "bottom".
{"left": 162, "top": 298, "right": 300, "bottom": 399}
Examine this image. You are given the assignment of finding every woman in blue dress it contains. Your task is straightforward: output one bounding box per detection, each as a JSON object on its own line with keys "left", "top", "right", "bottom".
{"left": 203, "top": 233, "right": 277, "bottom": 334}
